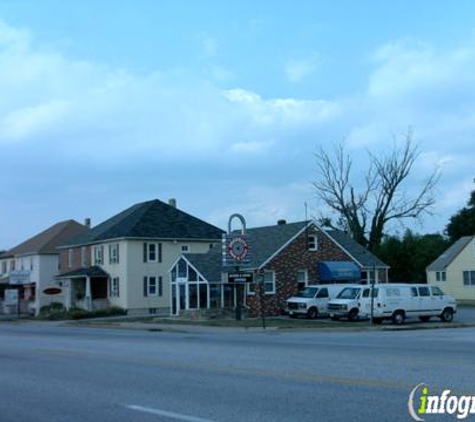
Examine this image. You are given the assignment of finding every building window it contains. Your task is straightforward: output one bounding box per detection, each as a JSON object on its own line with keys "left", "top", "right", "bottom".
{"left": 94, "top": 245, "right": 104, "bottom": 265}
{"left": 68, "top": 249, "right": 73, "bottom": 268}
{"left": 181, "top": 245, "right": 189, "bottom": 252}
{"left": 109, "top": 244, "right": 119, "bottom": 264}
{"left": 143, "top": 243, "right": 162, "bottom": 263}
{"left": 436, "top": 271, "right": 446, "bottom": 282}
{"left": 30, "top": 257, "right": 33, "bottom": 271}
{"left": 297, "top": 269, "right": 308, "bottom": 290}
{"left": 463, "top": 271, "right": 475, "bottom": 286}
{"left": 247, "top": 282, "right": 256, "bottom": 295}
{"left": 264, "top": 271, "right": 276, "bottom": 294}
{"left": 144, "top": 276, "right": 163, "bottom": 297}
{"left": 1, "top": 261, "right": 7, "bottom": 274}
{"left": 110, "top": 277, "right": 120, "bottom": 297}
{"left": 307, "top": 235, "right": 317, "bottom": 251}
{"left": 80, "top": 247, "right": 87, "bottom": 267}
{"left": 10, "top": 260, "right": 15, "bottom": 271}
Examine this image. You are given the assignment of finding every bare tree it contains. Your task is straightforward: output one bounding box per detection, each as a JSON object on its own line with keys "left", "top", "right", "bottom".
{"left": 314, "top": 130, "right": 440, "bottom": 251}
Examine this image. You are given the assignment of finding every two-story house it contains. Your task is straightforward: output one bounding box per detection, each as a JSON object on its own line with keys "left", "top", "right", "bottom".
{"left": 169, "top": 220, "right": 389, "bottom": 316}
{"left": 56, "top": 198, "right": 224, "bottom": 315}
{"left": 0, "top": 220, "right": 89, "bottom": 314}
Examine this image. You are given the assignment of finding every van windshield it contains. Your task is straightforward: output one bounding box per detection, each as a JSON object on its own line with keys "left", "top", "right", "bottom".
{"left": 337, "top": 287, "right": 360, "bottom": 300}
{"left": 295, "top": 287, "right": 318, "bottom": 298}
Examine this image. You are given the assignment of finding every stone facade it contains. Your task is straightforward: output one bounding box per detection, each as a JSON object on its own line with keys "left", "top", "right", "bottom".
{"left": 247, "top": 226, "right": 352, "bottom": 316}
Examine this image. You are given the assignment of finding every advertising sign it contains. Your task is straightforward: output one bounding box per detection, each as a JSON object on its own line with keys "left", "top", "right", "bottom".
{"left": 228, "top": 272, "right": 253, "bottom": 283}
{"left": 9, "top": 270, "right": 31, "bottom": 285}
{"left": 4, "top": 289, "right": 19, "bottom": 306}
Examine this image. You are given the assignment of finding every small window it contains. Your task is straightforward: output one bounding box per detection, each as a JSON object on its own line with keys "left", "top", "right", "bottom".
{"left": 463, "top": 271, "right": 475, "bottom": 286}
{"left": 94, "top": 245, "right": 104, "bottom": 265}
{"left": 316, "top": 288, "right": 329, "bottom": 299}
{"left": 144, "top": 276, "right": 163, "bottom": 297}
{"left": 110, "top": 277, "right": 120, "bottom": 297}
{"left": 181, "top": 245, "right": 189, "bottom": 252}
{"left": 81, "top": 247, "right": 87, "bottom": 267}
{"left": 264, "top": 271, "right": 275, "bottom": 294}
{"left": 410, "top": 287, "right": 418, "bottom": 297}
{"left": 247, "top": 283, "right": 256, "bottom": 295}
{"left": 297, "top": 269, "right": 308, "bottom": 290}
{"left": 68, "top": 249, "right": 73, "bottom": 268}
{"left": 431, "top": 286, "right": 444, "bottom": 296}
{"left": 148, "top": 277, "right": 158, "bottom": 296}
{"left": 362, "top": 289, "right": 370, "bottom": 298}
{"left": 307, "top": 235, "right": 317, "bottom": 251}
{"left": 109, "top": 244, "right": 120, "bottom": 264}
{"left": 436, "top": 272, "right": 441, "bottom": 282}
{"left": 441, "top": 272, "right": 446, "bottom": 282}
{"left": 418, "top": 287, "right": 431, "bottom": 297}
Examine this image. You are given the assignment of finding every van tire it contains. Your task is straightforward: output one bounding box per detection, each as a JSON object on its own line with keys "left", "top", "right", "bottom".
{"left": 348, "top": 308, "right": 359, "bottom": 321}
{"left": 392, "top": 310, "right": 405, "bottom": 325}
{"left": 419, "top": 316, "right": 431, "bottom": 322}
{"left": 307, "top": 307, "right": 318, "bottom": 319}
{"left": 440, "top": 308, "right": 454, "bottom": 322}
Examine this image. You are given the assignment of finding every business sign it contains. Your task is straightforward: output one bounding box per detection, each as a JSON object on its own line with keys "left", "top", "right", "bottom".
{"left": 222, "top": 234, "right": 251, "bottom": 266}
{"left": 9, "top": 270, "right": 31, "bottom": 285}
{"left": 228, "top": 272, "right": 253, "bottom": 283}
{"left": 43, "top": 287, "right": 62, "bottom": 295}
{"left": 4, "top": 289, "right": 19, "bottom": 306}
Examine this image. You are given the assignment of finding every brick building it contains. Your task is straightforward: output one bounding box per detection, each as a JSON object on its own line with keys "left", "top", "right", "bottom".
{"left": 169, "top": 220, "right": 389, "bottom": 316}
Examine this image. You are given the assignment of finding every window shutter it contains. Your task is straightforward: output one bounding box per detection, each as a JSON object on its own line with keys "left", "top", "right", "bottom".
{"left": 116, "top": 244, "right": 119, "bottom": 263}
{"left": 143, "top": 276, "right": 148, "bottom": 297}
{"left": 108, "top": 244, "right": 112, "bottom": 264}
{"left": 143, "top": 243, "right": 147, "bottom": 263}
{"left": 158, "top": 243, "right": 162, "bottom": 263}
{"left": 117, "top": 277, "right": 120, "bottom": 297}
{"left": 158, "top": 276, "right": 163, "bottom": 296}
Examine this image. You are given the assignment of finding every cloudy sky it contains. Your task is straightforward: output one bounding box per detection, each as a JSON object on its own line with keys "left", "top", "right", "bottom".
{"left": 1, "top": 0, "right": 474, "bottom": 248}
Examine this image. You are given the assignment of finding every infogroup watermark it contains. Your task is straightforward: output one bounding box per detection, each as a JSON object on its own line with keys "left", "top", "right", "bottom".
{"left": 408, "top": 383, "right": 475, "bottom": 420}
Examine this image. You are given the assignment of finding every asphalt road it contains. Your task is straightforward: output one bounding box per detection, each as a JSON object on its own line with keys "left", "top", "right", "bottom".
{"left": 0, "top": 322, "right": 473, "bottom": 422}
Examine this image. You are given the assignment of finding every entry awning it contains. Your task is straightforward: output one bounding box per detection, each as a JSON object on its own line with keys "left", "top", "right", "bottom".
{"left": 56, "top": 266, "right": 109, "bottom": 279}
{"left": 318, "top": 261, "right": 360, "bottom": 282}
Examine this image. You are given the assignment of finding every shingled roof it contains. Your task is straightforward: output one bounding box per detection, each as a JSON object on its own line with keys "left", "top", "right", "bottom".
{"left": 61, "top": 199, "right": 224, "bottom": 247}
{"left": 5, "top": 220, "right": 88, "bottom": 256}
{"left": 426, "top": 236, "right": 474, "bottom": 271}
{"left": 182, "top": 221, "right": 388, "bottom": 280}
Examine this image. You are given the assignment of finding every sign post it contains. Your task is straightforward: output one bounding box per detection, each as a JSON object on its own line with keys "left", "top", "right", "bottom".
{"left": 223, "top": 214, "right": 251, "bottom": 321}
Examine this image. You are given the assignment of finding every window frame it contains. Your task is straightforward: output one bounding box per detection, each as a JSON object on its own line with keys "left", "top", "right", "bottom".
{"left": 110, "top": 277, "right": 120, "bottom": 298}
{"left": 307, "top": 235, "right": 318, "bottom": 251}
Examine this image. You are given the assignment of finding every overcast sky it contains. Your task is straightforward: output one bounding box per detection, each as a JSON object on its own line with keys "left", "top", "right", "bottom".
{"left": 1, "top": 0, "right": 474, "bottom": 248}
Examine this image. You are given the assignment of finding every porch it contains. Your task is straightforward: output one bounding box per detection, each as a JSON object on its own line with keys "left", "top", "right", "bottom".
{"left": 56, "top": 266, "right": 110, "bottom": 311}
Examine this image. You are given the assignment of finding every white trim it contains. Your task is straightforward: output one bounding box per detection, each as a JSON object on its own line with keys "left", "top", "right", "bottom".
{"left": 168, "top": 255, "right": 212, "bottom": 284}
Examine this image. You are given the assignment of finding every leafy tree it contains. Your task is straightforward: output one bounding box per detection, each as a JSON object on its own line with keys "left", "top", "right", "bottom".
{"left": 375, "top": 230, "right": 450, "bottom": 283}
{"left": 446, "top": 180, "right": 475, "bottom": 242}
{"left": 314, "top": 130, "right": 440, "bottom": 251}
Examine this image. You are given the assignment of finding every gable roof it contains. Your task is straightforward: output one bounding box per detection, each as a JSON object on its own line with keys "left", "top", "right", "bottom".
{"left": 324, "top": 230, "right": 388, "bottom": 268}
{"left": 426, "top": 236, "right": 474, "bottom": 271}
{"left": 184, "top": 247, "right": 223, "bottom": 282}
{"left": 5, "top": 220, "right": 88, "bottom": 256}
{"left": 61, "top": 199, "right": 224, "bottom": 247}
{"left": 181, "top": 221, "right": 388, "bottom": 281}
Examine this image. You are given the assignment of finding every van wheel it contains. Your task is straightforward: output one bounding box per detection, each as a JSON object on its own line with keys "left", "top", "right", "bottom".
{"left": 307, "top": 307, "right": 318, "bottom": 319}
{"left": 372, "top": 317, "right": 383, "bottom": 325}
{"left": 348, "top": 308, "right": 359, "bottom": 321}
{"left": 419, "top": 316, "right": 431, "bottom": 322}
{"left": 440, "top": 308, "right": 454, "bottom": 322}
{"left": 392, "top": 311, "right": 405, "bottom": 325}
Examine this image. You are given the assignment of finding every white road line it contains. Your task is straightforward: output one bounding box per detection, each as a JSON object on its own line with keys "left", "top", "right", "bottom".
{"left": 126, "top": 405, "right": 215, "bottom": 422}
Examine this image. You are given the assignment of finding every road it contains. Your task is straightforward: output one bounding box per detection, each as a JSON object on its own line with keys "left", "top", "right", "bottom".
{"left": 0, "top": 322, "right": 473, "bottom": 422}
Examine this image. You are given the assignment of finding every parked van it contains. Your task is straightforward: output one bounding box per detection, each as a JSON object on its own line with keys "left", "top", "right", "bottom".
{"left": 327, "top": 285, "right": 367, "bottom": 321}
{"left": 286, "top": 284, "right": 348, "bottom": 319}
{"left": 360, "top": 284, "right": 457, "bottom": 325}
{"left": 327, "top": 284, "right": 457, "bottom": 324}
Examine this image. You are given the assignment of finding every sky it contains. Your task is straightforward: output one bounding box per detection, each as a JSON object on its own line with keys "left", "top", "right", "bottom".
{"left": 1, "top": 0, "right": 475, "bottom": 248}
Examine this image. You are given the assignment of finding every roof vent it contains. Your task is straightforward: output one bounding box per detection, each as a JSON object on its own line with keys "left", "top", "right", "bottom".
{"left": 84, "top": 218, "right": 91, "bottom": 228}
{"left": 277, "top": 219, "right": 287, "bottom": 225}
{"left": 168, "top": 198, "right": 177, "bottom": 208}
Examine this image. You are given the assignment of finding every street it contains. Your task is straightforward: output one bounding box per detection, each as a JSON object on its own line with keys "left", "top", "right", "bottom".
{"left": 0, "top": 322, "right": 474, "bottom": 422}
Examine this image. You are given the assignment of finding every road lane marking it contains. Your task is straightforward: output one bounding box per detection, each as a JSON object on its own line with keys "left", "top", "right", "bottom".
{"left": 126, "top": 405, "right": 214, "bottom": 422}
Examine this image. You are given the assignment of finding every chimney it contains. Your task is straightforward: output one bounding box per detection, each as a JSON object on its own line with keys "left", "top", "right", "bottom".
{"left": 277, "top": 219, "right": 287, "bottom": 225}
{"left": 168, "top": 198, "right": 177, "bottom": 208}
{"left": 84, "top": 218, "right": 91, "bottom": 228}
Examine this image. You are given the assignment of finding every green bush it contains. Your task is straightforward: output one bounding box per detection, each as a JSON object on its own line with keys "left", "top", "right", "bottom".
{"left": 36, "top": 304, "right": 126, "bottom": 320}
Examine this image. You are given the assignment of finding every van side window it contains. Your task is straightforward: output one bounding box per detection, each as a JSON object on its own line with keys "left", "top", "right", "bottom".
{"left": 411, "top": 288, "right": 418, "bottom": 297}
{"left": 316, "top": 288, "right": 329, "bottom": 298}
{"left": 431, "top": 286, "right": 444, "bottom": 296}
{"left": 386, "top": 288, "right": 401, "bottom": 297}
{"left": 418, "top": 287, "right": 430, "bottom": 297}
{"left": 362, "top": 289, "right": 370, "bottom": 298}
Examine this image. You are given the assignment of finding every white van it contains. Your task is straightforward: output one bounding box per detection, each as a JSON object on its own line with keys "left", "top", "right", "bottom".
{"left": 286, "top": 284, "right": 348, "bottom": 319}
{"left": 328, "top": 284, "right": 457, "bottom": 324}
{"left": 327, "top": 285, "right": 366, "bottom": 321}
{"left": 360, "top": 284, "right": 457, "bottom": 325}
